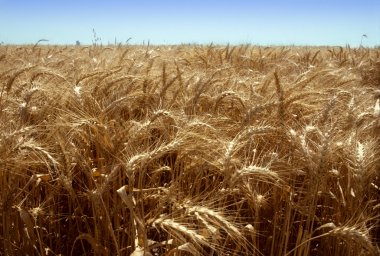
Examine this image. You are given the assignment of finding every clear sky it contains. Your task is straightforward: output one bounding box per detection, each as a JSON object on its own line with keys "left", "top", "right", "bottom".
{"left": 0, "top": 0, "right": 379, "bottom": 46}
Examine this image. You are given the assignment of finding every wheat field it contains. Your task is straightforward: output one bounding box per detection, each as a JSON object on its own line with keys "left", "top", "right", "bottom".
{"left": 0, "top": 44, "right": 379, "bottom": 255}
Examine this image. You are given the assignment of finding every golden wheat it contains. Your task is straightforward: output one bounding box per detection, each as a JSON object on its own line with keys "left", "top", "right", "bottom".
{"left": 0, "top": 44, "right": 379, "bottom": 255}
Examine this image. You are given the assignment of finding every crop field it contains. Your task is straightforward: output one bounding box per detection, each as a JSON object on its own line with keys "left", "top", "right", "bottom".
{"left": 0, "top": 44, "right": 379, "bottom": 255}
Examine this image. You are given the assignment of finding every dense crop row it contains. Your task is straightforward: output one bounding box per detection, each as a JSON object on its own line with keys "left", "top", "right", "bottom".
{"left": 0, "top": 44, "right": 379, "bottom": 255}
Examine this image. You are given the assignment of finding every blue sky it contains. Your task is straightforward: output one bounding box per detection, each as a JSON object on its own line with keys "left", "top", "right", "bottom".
{"left": 0, "top": 0, "right": 379, "bottom": 46}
